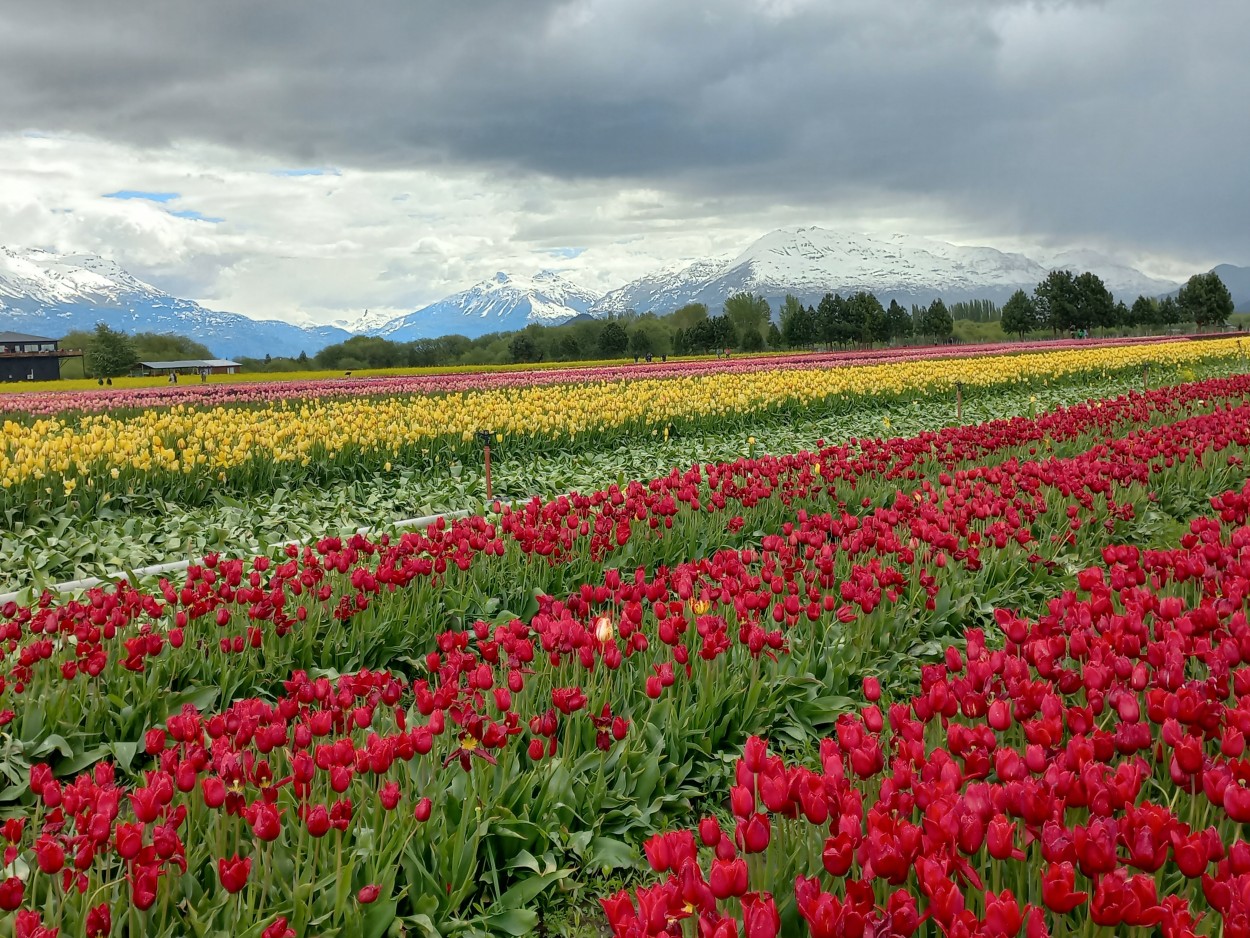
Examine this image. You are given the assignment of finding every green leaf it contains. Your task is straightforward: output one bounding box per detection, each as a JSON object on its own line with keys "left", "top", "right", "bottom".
{"left": 587, "top": 836, "right": 634, "bottom": 871}
{"left": 363, "top": 898, "right": 400, "bottom": 938}
{"left": 497, "top": 868, "right": 572, "bottom": 910}
{"left": 111, "top": 740, "right": 139, "bottom": 773}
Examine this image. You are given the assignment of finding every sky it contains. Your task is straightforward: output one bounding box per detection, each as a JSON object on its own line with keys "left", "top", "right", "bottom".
{"left": 0, "top": 0, "right": 1246, "bottom": 326}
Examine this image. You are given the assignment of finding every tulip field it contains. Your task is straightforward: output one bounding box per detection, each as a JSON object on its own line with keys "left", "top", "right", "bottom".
{"left": 2, "top": 338, "right": 1250, "bottom": 936}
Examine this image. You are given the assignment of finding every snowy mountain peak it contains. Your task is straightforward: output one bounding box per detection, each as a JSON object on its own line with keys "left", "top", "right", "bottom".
{"left": 369, "top": 269, "right": 597, "bottom": 341}
{"left": 594, "top": 227, "right": 1183, "bottom": 317}
{"left": 0, "top": 247, "right": 350, "bottom": 359}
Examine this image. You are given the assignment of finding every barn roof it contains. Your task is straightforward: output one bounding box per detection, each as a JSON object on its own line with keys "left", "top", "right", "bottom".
{"left": 139, "top": 359, "right": 242, "bottom": 369}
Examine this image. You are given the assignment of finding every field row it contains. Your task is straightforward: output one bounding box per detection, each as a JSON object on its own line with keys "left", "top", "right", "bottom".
{"left": 0, "top": 373, "right": 1247, "bottom": 934}
{"left": 0, "top": 335, "right": 1208, "bottom": 416}
{"left": 0, "top": 365, "right": 1220, "bottom": 593}
{"left": 1, "top": 338, "right": 1244, "bottom": 525}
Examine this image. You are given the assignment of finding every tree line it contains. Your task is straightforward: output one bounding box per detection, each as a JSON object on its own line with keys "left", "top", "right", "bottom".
{"left": 59, "top": 270, "right": 1238, "bottom": 377}
{"left": 999, "top": 270, "right": 1235, "bottom": 338}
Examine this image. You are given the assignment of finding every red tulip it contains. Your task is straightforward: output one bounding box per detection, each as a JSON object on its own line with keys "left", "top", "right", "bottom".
{"left": 1041, "top": 862, "right": 1087, "bottom": 914}
{"left": 262, "top": 918, "right": 296, "bottom": 938}
{"left": 217, "top": 854, "right": 252, "bottom": 894}
{"left": 357, "top": 884, "right": 381, "bottom": 904}
{"left": 0, "top": 876, "right": 24, "bottom": 911}
{"left": 740, "top": 892, "right": 780, "bottom": 938}
{"left": 736, "top": 814, "right": 771, "bottom": 853}
{"left": 85, "top": 904, "right": 112, "bottom": 937}
{"left": 33, "top": 836, "right": 65, "bottom": 874}
{"left": 708, "top": 857, "right": 748, "bottom": 899}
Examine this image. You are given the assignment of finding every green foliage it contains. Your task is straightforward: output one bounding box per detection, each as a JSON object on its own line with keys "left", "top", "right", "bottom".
{"left": 1000, "top": 289, "right": 1040, "bottom": 338}
{"left": 1178, "top": 271, "right": 1235, "bottom": 328}
{"left": 766, "top": 322, "right": 783, "bottom": 350}
{"left": 1034, "top": 270, "right": 1081, "bottom": 333}
{"left": 918, "top": 298, "right": 954, "bottom": 340}
{"left": 597, "top": 322, "right": 629, "bottom": 358}
{"left": 1075, "top": 271, "right": 1115, "bottom": 329}
{"left": 885, "top": 299, "right": 912, "bottom": 341}
{"left": 508, "top": 334, "right": 543, "bottom": 364}
{"left": 948, "top": 299, "right": 1000, "bottom": 323}
{"left": 722, "top": 292, "right": 770, "bottom": 342}
{"left": 1034, "top": 269, "right": 1114, "bottom": 333}
{"left": 85, "top": 322, "right": 139, "bottom": 378}
{"left": 669, "top": 303, "right": 709, "bottom": 330}
{"left": 781, "top": 297, "right": 816, "bottom": 349}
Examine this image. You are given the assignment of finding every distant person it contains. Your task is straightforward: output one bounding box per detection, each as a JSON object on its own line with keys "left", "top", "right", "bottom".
{"left": 645, "top": 352, "right": 652, "bottom": 363}
{"left": 201, "top": 369, "right": 207, "bottom": 383}
{"left": 97, "top": 378, "right": 103, "bottom": 386}
{"left": 106, "top": 377, "right": 112, "bottom": 386}
{"left": 661, "top": 353, "right": 667, "bottom": 362}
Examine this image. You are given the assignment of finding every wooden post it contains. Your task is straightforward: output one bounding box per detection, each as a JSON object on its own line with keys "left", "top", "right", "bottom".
{"left": 955, "top": 382, "right": 963, "bottom": 422}
{"left": 483, "top": 444, "right": 493, "bottom": 500}
{"left": 1143, "top": 365, "right": 1148, "bottom": 393}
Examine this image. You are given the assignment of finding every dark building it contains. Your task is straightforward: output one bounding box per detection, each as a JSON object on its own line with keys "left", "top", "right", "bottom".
{"left": 0, "top": 332, "right": 82, "bottom": 383}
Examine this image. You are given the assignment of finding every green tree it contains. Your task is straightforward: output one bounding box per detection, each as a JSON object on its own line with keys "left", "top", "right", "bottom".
{"left": 1075, "top": 271, "right": 1115, "bottom": 330}
{"left": 723, "top": 292, "right": 770, "bottom": 343}
{"left": 628, "top": 328, "right": 655, "bottom": 357}
{"left": 780, "top": 295, "right": 813, "bottom": 349}
{"left": 297, "top": 351, "right": 309, "bottom": 365}
{"left": 710, "top": 315, "right": 737, "bottom": 350}
{"left": 554, "top": 334, "right": 581, "bottom": 360}
{"left": 1158, "top": 295, "right": 1182, "bottom": 329}
{"left": 919, "top": 299, "right": 954, "bottom": 340}
{"left": 1178, "top": 271, "right": 1235, "bottom": 329}
{"left": 1000, "top": 289, "right": 1039, "bottom": 338}
{"left": 670, "top": 303, "right": 709, "bottom": 330}
{"left": 1112, "top": 300, "right": 1129, "bottom": 331}
{"left": 85, "top": 322, "right": 138, "bottom": 377}
{"left": 1034, "top": 270, "right": 1083, "bottom": 333}
{"left": 847, "top": 291, "right": 887, "bottom": 345}
{"left": 508, "top": 333, "right": 542, "bottom": 363}
{"left": 766, "top": 322, "right": 783, "bottom": 350}
{"left": 598, "top": 321, "right": 629, "bottom": 357}
{"left": 131, "top": 331, "right": 214, "bottom": 361}
{"left": 885, "top": 299, "right": 912, "bottom": 342}
{"left": 1129, "top": 295, "right": 1157, "bottom": 332}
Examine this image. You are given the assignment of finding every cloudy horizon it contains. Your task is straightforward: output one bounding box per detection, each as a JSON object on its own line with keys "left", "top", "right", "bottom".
{"left": 1, "top": 0, "right": 1246, "bottom": 326}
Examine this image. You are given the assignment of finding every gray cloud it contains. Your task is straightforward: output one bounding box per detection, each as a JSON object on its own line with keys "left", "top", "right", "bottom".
{"left": 0, "top": 0, "right": 1247, "bottom": 265}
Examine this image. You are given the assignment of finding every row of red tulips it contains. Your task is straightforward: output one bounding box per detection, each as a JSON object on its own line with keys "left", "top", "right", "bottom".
{"left": 602, "top": 480, "right": 1250, "bottom": 938}
{"left": 2, "top": 376, "right": 1245, "bottom": 741}
{"left": 0, "top": 335, "right": 1205, "bottom": 417}
{"left": 1, "top": 383, "right": 1249, "bottom": 933}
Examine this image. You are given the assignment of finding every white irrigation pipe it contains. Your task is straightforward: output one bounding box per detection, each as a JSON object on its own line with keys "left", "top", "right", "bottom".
{"left": 0, "top": 506, "right": 479, "bottom": 605}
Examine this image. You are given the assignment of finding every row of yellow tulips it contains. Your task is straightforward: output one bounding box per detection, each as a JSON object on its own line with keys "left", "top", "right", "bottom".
{"left": 1, "top": 339, "right": 1243, "bottom": 496}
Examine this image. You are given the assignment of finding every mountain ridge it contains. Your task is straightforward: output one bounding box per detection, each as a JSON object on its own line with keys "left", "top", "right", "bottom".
{"left": 2, "top": 231, "right": 1240, "bottom": 356}
{"left": 592, "top": 228, "right": 1183, "bottom": 316}
{"left": 0, "top": 247, "right": 350, "bottom": 359}
{"left": 368, "top": 270, "right": 598, "bottom": 342}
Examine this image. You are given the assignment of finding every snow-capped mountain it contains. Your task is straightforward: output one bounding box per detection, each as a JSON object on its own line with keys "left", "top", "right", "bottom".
{"left": 0, "top": 247, "right": 350, "bottom": 359}
{"left": 371, "top": 270, "right": 597, "bottom": 341}
{"left": 1038, "top": 249, "right": 1180, "bottom": 301}
{"left": 593, "top": 228, "right": 1182, "bottom": 316}
{"left": 331, "top": 308, "right": 396, "bottom": 334}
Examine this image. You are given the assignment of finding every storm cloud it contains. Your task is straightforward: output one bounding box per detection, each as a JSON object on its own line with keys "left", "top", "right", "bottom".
{"left": 0, "top": 0, "right": 1246, "bottom": 319}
